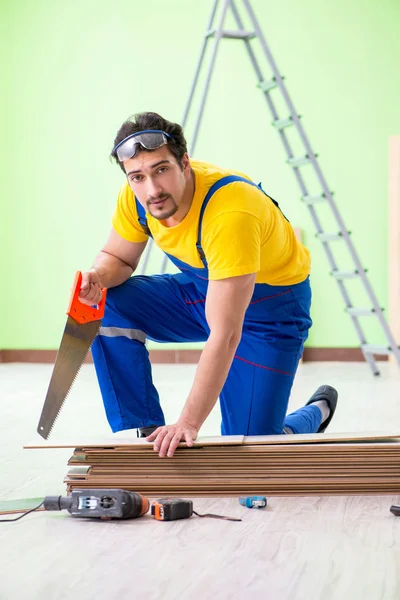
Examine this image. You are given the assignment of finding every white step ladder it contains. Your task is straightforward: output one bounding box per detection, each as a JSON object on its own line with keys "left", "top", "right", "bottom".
{"left": 144, "top": 0, "right": 400, "bottom": 376}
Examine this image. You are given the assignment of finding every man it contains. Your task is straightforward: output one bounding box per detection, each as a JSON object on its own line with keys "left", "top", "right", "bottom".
{"left": 79, "top": 111, "right": 338, "bottom": 458}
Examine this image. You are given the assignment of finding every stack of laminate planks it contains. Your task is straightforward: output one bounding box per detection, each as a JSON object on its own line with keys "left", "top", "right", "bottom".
{"left": 25, "top": 432, "right": 400, "bottom": 497}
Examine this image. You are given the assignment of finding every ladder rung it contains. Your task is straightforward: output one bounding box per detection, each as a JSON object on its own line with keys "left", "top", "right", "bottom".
{"left": 347, "top": 307, "right": 376, "bottom": 317}
{"left": 331, "top": 270, "right": 359, "bottom": 280}
{"left": 362, "top": 344, "right": 392, "bottom": 355}
{"left": 317, "top": 232, "right": 345, "bottom": 242}
{"left": 272, "top": 116, "right": 297, "bottom": 130}
{"left": 206, "top": 29, "right": 256, "bottom": 40}
{"left": 287, "top": 155, "right": 312, "bottom": 168}
{"left": 301, "top": 194, "right": 327, "bottom": 205}
{"left": 258, "top": 78, "right": 279, "bottom": 92}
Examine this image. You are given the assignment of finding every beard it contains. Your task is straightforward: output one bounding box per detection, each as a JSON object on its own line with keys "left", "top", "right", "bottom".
{"left": 147, "top": 194, "right": 178, "bottom": 220}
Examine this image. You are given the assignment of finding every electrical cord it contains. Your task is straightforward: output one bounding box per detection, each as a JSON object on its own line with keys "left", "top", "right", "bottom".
{"left": 0, "top": 501, "right": 44, "bottom": 522}
{"left": 193, "top": 510, "right": 241, "bottom": 522}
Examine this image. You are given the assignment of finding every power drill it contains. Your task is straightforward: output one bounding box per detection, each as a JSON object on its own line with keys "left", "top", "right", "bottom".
{"left": 43, "top": 489, "right": 149, "bottom": 520}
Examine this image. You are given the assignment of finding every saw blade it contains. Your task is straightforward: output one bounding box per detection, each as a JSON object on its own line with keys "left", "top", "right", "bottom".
{"left": 37, "top": 316, "right": 100, "bottom": 439}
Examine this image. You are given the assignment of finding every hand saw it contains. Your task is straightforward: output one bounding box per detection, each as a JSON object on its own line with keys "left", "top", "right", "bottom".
{"left": 37, "top": 271, "right": 107, "bottom": 439}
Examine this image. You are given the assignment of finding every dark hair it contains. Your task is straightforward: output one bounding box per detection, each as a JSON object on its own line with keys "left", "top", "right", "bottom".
{"left": 111, "top": 112, "right": 188, "bottom": 172}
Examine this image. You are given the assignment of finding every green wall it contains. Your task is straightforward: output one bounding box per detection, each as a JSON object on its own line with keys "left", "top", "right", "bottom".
{"left": 2, "top": 0, "right": 400, "bottom": 350}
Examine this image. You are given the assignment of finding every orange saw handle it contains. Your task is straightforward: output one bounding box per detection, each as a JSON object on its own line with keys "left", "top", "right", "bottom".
{"left": 66, "top": 271, "right": 107, "bottom": 324}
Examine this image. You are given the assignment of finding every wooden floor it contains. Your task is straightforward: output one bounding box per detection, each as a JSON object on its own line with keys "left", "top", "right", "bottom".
{"left": 1, "top": 361, "right": 400, "bottom": 599}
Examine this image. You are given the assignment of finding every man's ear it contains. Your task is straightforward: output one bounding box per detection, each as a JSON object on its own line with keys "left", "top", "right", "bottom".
{"left": 181, "top": 152, "right": 191, "bottom": 174}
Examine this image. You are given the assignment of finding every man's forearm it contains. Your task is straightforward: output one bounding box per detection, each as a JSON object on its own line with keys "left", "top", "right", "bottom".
{"left": 91, "top": 251, "right": 134, "bottom": 288}
{"left": 179, "top": 332, "right": 240, "bottom": 430}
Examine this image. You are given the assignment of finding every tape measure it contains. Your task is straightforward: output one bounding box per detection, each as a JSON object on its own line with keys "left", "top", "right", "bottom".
{"left": 151, "top": 498, "right": 193, "bottom": 521}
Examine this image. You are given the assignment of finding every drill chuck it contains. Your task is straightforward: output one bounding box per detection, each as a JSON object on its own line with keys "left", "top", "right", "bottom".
{"left": 43, "top": 496, "right": 74, "bottom": 511}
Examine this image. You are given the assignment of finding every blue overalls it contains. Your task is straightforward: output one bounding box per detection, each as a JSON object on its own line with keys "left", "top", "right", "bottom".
{"left": 91, "top": 176, "right": 323, "bottom": 435}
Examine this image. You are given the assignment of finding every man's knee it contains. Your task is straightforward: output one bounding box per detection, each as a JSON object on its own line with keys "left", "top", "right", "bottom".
{"left": 102, "top": 279, "right": 146, "bottom": 330}
{"left": 105, "top": 278, "right": 138, "bottom": 305}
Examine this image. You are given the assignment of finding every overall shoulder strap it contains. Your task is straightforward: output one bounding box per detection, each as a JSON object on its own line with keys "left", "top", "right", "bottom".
{"left": 196, "top": 175, "right": 260, "bottom": 268}
{"left": 196, "top": 175, "right": 290, "bottom": 267}
{"left": 135, "top": 197, "right": 152, "bottom": 238}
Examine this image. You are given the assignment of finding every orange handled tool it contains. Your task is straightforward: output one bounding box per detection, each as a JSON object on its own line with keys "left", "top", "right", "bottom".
{"left": 66, "top": 271, "right": 107, "bottom": 324}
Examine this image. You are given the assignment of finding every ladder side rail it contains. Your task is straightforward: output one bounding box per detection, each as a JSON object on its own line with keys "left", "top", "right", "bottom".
{"left": 361, "top": 349, "right": 380, "bottom": 375}
{"left": 189, "top": 0, "right": 231, "bottom": 156}
{"left": 182, "top": 0, "right": 221, "bottom": 128}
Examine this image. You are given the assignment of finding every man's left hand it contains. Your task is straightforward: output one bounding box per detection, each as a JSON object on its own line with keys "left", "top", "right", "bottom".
{"left": 145, "top": 421, "right": 198, "bottom": 458}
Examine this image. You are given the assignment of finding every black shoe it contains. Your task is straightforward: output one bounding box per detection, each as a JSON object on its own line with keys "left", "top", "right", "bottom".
{"left": 305, "top": 385, "right": 338, "bottom": 433}
{"left": 137, "top": 425, "right": 159, "bottom": 438}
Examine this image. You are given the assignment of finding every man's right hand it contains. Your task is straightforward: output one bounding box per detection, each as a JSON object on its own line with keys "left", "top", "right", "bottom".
{"left": 78, "top": 269, "right": 103, "bottom": 306}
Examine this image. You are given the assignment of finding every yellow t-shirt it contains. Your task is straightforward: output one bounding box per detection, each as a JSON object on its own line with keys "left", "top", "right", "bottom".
{"left": 112, "top": 159, "right": 311, "bottom": 285}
